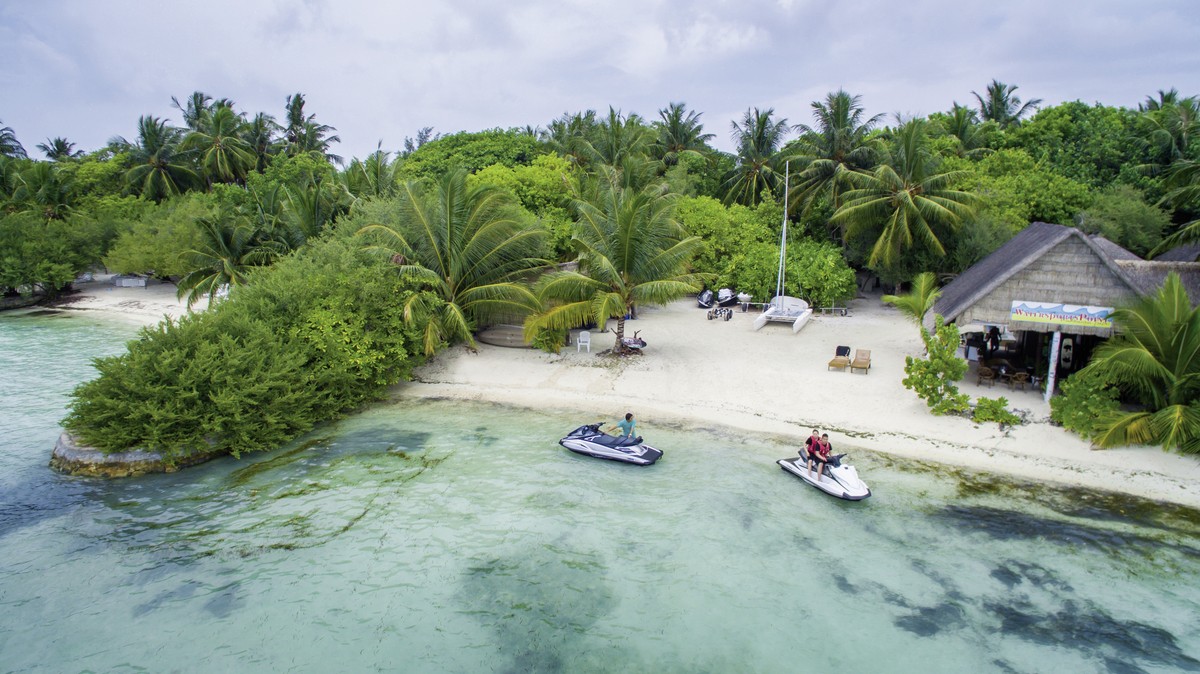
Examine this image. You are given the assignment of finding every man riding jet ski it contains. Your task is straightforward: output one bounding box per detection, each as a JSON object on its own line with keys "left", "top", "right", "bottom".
{"left": 777, "top": 434, "right": 870, "bottom": 500}
{"left": 559, "top": 423, "right": 663, "bottom": 465}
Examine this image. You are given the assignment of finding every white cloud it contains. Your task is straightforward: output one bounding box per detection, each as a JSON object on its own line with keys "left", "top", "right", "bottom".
{"left": 1, "top": 0, "right": 1198, "bottom": 160}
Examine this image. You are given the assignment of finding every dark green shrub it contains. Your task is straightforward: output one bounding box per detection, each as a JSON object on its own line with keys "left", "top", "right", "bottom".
{"left": 973, "top": 397, "right": 1022, "bottom": 427}
{"left": 63, "top": 235, "right": 431, "bottom": 459}
{"left": 1050, "top": 369, "right": 1122, "bottom": 438}
{"left": 902, "top": 316, "right": 970, "bottom": 415}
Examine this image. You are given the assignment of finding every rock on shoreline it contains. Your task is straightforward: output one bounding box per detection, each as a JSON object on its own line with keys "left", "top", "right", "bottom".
{"left": 49, "top": 432, "right": 225, "bottom": 478}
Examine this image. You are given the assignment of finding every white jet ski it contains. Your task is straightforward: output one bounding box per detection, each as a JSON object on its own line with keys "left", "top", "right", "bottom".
{"left": 559, "top": 423, "right": 663, "bottom": 465}
{"left": 778, "top": 444, "right": 870, "bottom": 500}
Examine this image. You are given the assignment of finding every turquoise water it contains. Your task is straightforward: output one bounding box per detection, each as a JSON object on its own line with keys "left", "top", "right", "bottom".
{"left": 2, "top": 312, "right": 1199, "bottom": 673}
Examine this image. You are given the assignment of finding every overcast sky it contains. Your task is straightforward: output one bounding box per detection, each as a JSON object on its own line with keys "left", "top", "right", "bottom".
{"left": 3, "top": 0, "right": 1199, "bottom": 162}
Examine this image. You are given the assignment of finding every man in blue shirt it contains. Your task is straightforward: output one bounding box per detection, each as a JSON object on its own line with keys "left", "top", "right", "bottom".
{"left": 611, "top": 412, "right": 636, "bottom": 438}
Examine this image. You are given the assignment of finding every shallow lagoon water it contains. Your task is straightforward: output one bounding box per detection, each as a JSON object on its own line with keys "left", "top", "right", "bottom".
{"left": 1, "top": 313, "right": 1199, "bottom": 673}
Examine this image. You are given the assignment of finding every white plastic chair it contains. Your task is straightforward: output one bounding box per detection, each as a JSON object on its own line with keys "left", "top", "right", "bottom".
{"left": 577, "top": 330, "right": 591, "bottom": 352}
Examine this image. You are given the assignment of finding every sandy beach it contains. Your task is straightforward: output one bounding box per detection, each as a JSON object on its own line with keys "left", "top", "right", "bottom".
{"left": 42, "top": 276, "right": 1200, "bottom": 508}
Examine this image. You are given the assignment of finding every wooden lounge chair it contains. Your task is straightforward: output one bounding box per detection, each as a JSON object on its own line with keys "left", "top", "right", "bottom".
{"left": 828, "top": 345, "right": 851, "bottom": 371}
{"left": 977, "top": 366, "right": 996, "bottom": 387}
{"left": 1008, "top": 372, "right": 1029, "bottom": 391}
{"left": 850, "top": 349, "right": 871, "bottom": 374}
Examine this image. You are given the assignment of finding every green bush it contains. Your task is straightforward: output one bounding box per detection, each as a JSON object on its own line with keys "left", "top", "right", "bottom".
{"left": 726, "top": 238, "right": 856, "bottom": 308}
{"left": 902, "top": 316, "right": 970, "bottom": 415}
{"left": 64, "top": 235, "right": 431, "bottom": 459}
{"left": 973, "top": 396, "right": 1022, "bottom": 427}
{"left": 1050, "top": 369, "right": 1122, "bottom": 438}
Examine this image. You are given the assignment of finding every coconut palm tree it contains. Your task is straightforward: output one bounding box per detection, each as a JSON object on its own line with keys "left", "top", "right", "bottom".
{"left": 1139, "top": 88, "right": 1182, "bottom": 112}
{"left": 790, "top": 90, "right": 884, "bottom": 222}
{"left": 1087, "top": 273, "right": 1200, "bottom": 453}
{"left": 882, "top": 271, "right": 941, "bottom": 333}
{"left": 36, "top": 137, "right": 84, "bottom": 161}
{"left": 653, "top": 102, "right": 714, "bottom": 167}
{"left": 176, "top": 216, "right": 282, "bottom": 308}
{"left": 936, "top": 104, "right": 992, "bottom": 159}
{"left": 118, "top": 115, "right": 198, "bottom": 202}
{"left": 11, "top": 161, "right": 76, "bottom": 220}
{"left": 345, "top": 143, "right": 400, "bottom": 200}
{"left": 524, "top": 168, "right": 706, "bottom": 353}
{"left": 172, "top": 91, "right": 214, "bottom": 131}
{"left": 1149, "top": 159, "right": 1200, "bottom": 256}
{"left": 722, "top": 108, "right": 790, "bottom": 206}
{"left": 243, "top": 112, "right": 280, "bottom": 173}
{"left": 831, "top": 119, "right": 978, "bottom": 273}
{"left": 180, "top": 106, "right": 256, "bottom": 185}
{"left": 358, "top": 169, "right": 548, "bottom": 355}
{"left": 972, "top": 79, "right": 1042, "bottom": 128}
{"left": 284, "top": 92, "right": 341, "bottom": 163}
{"left": 543, "top": 110, "right": 600, "bottom": 169}
{"left": 1140, "top": 95, "right": 1200, "bottom": 166}
{"left": 0, "top": 119, "right": 26, "bottom": 158}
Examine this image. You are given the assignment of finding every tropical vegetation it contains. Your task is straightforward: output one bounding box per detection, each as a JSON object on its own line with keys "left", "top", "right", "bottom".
{"left": 0, "top": 79, "right": 1195, "bottom": 456}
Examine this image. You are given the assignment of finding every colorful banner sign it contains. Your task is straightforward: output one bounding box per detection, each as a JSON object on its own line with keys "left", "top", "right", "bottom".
{"left": 1009, "top": 301, "right": 1113, "bottom": 328}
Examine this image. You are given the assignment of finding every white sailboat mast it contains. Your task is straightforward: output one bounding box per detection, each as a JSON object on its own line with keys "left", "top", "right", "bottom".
{"left": 775, "top": 161, "right": 790, "bottom": 301}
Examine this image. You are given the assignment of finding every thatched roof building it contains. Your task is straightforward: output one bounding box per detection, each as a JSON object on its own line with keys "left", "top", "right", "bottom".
{"left": 932, "top": 222, "right": 1135, "bottom": 337}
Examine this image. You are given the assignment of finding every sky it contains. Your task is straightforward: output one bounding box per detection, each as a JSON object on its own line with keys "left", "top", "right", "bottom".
{"left": 3, "top": 0, "right": 1199, "bottom": 162}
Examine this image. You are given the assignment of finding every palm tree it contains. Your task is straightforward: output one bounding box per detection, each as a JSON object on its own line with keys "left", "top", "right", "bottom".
{"left": 243, "top": 112, "right": 280, "bottom": 173}
{"left": 972, "top": 79, "right": 1042, "bottom": 128}
{"left": 345, "top": 143, "right": 400, "bottom": 200}
{"left": 36, "top": 137, "right": 84, "bottom": 161}
{"left": 588, "top": 107, "right": 654, "bottom": 172}
{"left": 1149, "top": 159, "right": 1200, "bottom": 256}
{"left": 936, "top": 104, "right": 992, "bottom": 158}
{"left": 171, "top": 91, "right": 214, "bottom": 131}
{"left": 1140, "top": 95, "right": 1200, "bottom": 166}
{"left": 653, "top": 102, "right": 714, "bottom": 167}
{"left": 176, "top": 216, "right": 281, "bottom": 308}
{"left": 790, "top": 90, "right": 884, "bottom": 222}
{"left": 524, "top": 168, "right": 706, "bottom": 353}
{"left": 180, "top": 106, "right": 255, "bottom": 185}
{"left": 358, "top": 169, "right": 548, "bottom": 355}
{"left": 1087, "top": 273, "right": 1200, "bottom": 453}
{"left": 831, "top": 119, "right": 978, "bottom": 274}
{"left": 118, "top": 116, "right": 198, "bottom": 202}
{"left": 284, "top": 92, "right": 341, "bottom": 163}
{"left": 0, "top": 119, "right": 26, "bottom": 158}
{"left": 1139, "top": 88, "right": 1182, "bottom": 112}
{"left": 11, "top": 161, "right": 76, "bottom": 220}
{"left": 543, "top": 110, "right": 600, "bottom": 169}
{"left": 882, "top": 271, "right": 941, "bottom": 333}
{"left": 722, "top": 107, "right": 790, "bottom": 206}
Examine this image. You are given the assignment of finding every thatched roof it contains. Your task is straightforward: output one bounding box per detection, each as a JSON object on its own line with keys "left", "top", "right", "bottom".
{"left": 1114, "top": 260, "right": 1200, "bottom": 306}
{"left": 1155, "top": 243, "right": 1200, "bottom": 262}
{"left": 930, "top": 222, "right": 1145, "bottom": 331}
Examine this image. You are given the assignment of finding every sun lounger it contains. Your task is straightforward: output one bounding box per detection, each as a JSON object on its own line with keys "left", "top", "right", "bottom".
{"left": 828, "top": 345, "right": 851, "bottom": 371}
{"left": 850, "top": 349, "right": 871, "bottom": 374}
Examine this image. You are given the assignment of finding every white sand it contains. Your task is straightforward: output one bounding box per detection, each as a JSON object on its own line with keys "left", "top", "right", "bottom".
{"left": 51, "top": 278, "right": 1200, "bottom": 507}
{"left": 46, "top": 274, "right": 205, "bottom": 325}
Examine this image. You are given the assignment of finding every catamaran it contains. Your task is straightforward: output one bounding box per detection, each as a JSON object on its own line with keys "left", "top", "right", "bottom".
{"left": 752, "top": 161, "right": 813, "bottom": 333}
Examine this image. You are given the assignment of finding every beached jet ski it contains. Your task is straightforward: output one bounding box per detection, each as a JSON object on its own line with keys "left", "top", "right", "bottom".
{"left": 778, "top": 445, "right": 870, "bottom": 500}
{"left": 559, "top": 423, "right": 663, "bottom": 465}
{"left": 697, "top": 288, "right": 738, "bottom": 309}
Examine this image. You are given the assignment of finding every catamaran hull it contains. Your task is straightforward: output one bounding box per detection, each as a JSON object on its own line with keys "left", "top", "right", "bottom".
{"left": 778, "top": 455, "right": 870, "bottom": 501}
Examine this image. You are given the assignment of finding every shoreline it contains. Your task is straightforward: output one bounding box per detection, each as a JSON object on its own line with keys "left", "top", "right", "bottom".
{"left": 36, "top": 277, "right": 1200, "bottom": 508}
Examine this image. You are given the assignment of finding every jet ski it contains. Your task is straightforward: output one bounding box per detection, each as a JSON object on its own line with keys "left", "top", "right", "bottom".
{"left": 559, "top": 423, "right": 663, "bottom": 465}
{"left": 778, "top": 445, "right": 870, "bottom": 500}
{"left": 697, "top": 288, "right": 738, "bottom": 309}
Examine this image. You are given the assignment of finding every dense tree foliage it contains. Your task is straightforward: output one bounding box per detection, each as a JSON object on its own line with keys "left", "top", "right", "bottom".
{"left": 5, "top": 81, "right": 1198, "bottom": 455}
{"left": 64, "top": 234, "right": 430, "bottom": 459}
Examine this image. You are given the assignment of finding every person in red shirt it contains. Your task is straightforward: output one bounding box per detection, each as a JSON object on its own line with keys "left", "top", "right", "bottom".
{"left": 807, "top": 433, "right": 832, "bottom": 481}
